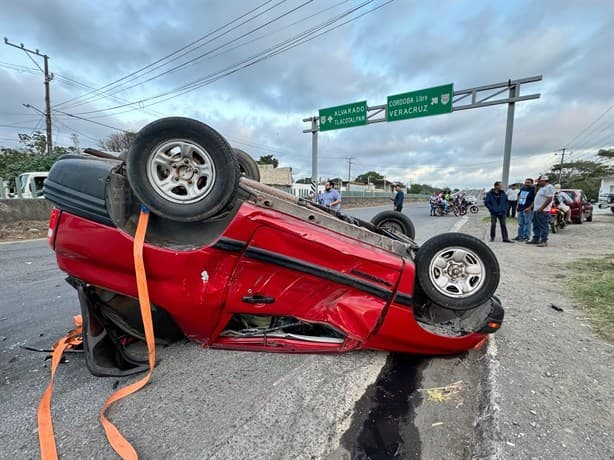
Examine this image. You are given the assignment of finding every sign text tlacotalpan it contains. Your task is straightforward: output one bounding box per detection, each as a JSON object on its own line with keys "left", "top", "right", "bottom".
{"left": 319, "top": 101, "right": 367, "bottom": 131}
{"left": 387, "top": 84, "right": 453, "bottom": 122}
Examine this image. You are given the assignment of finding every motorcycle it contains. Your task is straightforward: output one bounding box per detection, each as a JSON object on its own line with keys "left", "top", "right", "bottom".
{"left": 433, "top": 201, "right": 454, "bottom": 216}
{"left": 550, "top": 204, "right": 567, "bottom": 233}
{"left": 453, "top": 199, "right": 479, "bottom": 216}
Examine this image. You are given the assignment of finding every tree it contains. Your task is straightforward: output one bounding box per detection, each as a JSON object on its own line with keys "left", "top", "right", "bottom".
{"left": 355, "top": 171, "right": 383, "bottom": 184}
{"left": 597, "top": 148, "right": 614, "bottom": 159}
{"left": 18, "top": 131, "right": 47, "bottom": 155}
{"left": 257, "top": 154, "right": 278, "bottom": 168}
{"left": 409, "top": 183, "right": 423, "bottom": 194}
{"left": 547, "top": 160, "right": 614, "bottom": 200}
{"left": 99, "top": 132, "right": 136, "bottom": 152}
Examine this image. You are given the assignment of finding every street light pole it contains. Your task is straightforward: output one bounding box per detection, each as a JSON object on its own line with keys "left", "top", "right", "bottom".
{"left": 5, "top": 37, "right": 53, "bottom": 155}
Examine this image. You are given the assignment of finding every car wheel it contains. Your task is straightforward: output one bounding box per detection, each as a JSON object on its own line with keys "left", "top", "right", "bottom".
{"left": 577, "top": 212, "right": 585, "bottom": 224}
{"left": 233, "top": 148, "right": 260, "bottom": 182}
{"left": 469, "top": 205, "right": 479, "bottom": 215}
{"left": 414, "top": 233, "right": 500, "bottom": 311}
{"left": 586, "top": 211, "right": 593, "bottom": 222}
{"left": 370, "top": 210, "right": 416, "bottom": 239}
{"left": 126, "top": 117, "right": 240, "bottom": 222}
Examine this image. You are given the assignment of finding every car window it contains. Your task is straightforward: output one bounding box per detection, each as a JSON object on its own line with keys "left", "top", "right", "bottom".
{"left": 564, "top": 190, "right": 577, "bottom": 200}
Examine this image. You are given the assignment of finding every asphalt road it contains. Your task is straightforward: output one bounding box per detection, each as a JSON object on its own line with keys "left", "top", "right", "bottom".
{"left": 0, "top": 203, "right": 477, "bottom": 459}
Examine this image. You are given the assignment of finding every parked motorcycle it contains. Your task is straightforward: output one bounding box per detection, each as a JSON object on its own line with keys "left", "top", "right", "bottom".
{"left": 550, "top": 204, "right": 567, "bottom": 233}
{"left": 453, "top": 201, "right": 479, "bottom": 216}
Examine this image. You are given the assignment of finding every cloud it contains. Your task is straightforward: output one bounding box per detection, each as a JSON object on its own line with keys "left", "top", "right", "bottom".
{"left": 1, "top": 0, "right": 612, "bottom": 188}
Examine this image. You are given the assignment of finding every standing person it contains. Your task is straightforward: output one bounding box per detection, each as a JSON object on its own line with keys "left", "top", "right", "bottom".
{"left": 506, "top": 183, "right": 520, "bottom": 217}
{"left": 393, "top": 184, "right": 405, "bottom": 212}
{"left": 429, "top": 193, "right": 438, "bottom": 216}
{"left": 514, "top": 178, "right": 536, "bottom": 241}
{"left": 318, "top": 181, "right": 341, "bottom": 211}
{"left": 484, "top": 181, "right": 513, "bottom": 243}
{"left": 527, "top": 175, "right": 555, "bottom": 247}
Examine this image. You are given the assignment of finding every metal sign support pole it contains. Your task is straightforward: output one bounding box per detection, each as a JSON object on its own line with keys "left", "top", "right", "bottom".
{"left": 311, "top": 117, "right": 318, "bottom": 197}
{"left": 501, "top": 83, "right": 518, "bottom": 189}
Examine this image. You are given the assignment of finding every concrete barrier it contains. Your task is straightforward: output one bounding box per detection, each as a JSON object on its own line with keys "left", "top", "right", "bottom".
{"left": 0, "top": 199, "right": 54, "bottom": 222}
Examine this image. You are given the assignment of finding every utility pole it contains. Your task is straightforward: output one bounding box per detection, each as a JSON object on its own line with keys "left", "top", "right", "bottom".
{"left": 4, "top": 37, "right": 53, "bottom": 155}
{"left": 347, "top": 157, "right": 353, "bottom": 192}
{"left": 554, "top": 148, "right": 572, "bottom": 184}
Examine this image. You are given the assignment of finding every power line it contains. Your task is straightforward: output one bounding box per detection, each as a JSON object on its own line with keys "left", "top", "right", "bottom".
{"left": 70, "top": 0, "right": 384, "bottom": 116}
{"left": 564, "top": 103, "right": 614, "bottom": 149}
{"left": 54, "top": 0, "right": 281, "bottom": 109}
{"left": 52, "top": 109, "right": 127, "bottom": 132}
{"left": 66, "top": 0, "right": 315, "bottom": 111}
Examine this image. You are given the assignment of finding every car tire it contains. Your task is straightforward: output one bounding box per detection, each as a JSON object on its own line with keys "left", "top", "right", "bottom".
{"left": 469, "top": 205, "right": 479, "bottom": 215}
{"left": 586, "top": 211, "right": 593, "bottom": 222}
{"left": 414, "top": 233, "right": 500, "bottom": 311}
{"left": 233, "top": 148, "right": 260, "bottom": 182}
{"left": 577, "top": 212, "right": 585, "bottom": 224}
{"left": 126, "top": 117, "right": 240, "bottom": 222}
{"left": 370, "top": 210, "right": 416, "bottom": 239}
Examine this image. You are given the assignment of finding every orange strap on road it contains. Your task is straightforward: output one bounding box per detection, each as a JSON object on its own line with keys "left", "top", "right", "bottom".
{"left": 37, "top": 207, "right": 154, "bottom": 459}
{"left": 100, "top": 206, "right": 154, "bottom": 459}
{"left": 38, "top": 315, "right": 83, "bottom": 460}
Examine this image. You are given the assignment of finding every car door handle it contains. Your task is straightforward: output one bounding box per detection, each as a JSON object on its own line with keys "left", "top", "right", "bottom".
{"left": 241, "top": 294, "right": 276, "bottom": 304}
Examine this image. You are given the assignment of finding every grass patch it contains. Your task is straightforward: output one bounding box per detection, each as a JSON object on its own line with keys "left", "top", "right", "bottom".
{"left": 567, "top": 256, "right": 614, "bottom": 343}
{"left": 480, "top": 216, "right": 518, "bottom": 224}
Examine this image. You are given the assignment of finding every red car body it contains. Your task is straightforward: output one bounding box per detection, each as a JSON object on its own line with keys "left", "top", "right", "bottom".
{"left": 50, "top": 202, "right": 491, "bottom": 357}
{"left": 560, "top": 189, "right": 593, "bottom": 223}
{"left": 44, "top": 120, "right": 502, "bottom": 377}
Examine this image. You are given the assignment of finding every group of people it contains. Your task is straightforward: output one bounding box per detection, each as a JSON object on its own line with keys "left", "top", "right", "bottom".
{"left": 317, "top": 182, "right": 407, "bottom": 213}
{"left": 484, "top": 175, "right": 570, "bottom": 247}
{"left": 429, "top": 190, "right": 453, "bottom": 215}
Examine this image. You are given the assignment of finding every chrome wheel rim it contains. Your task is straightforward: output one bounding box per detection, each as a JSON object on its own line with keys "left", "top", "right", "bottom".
{"left": 146, "top": 139, "right": 216, "bottom": 204}
{"left": 428, "top": 246, "right": 486, "bottom": 299}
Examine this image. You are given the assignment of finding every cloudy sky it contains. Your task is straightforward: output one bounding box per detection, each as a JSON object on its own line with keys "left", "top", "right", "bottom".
{"left": 1, "top": 0, "right": 613, "bottom": 188}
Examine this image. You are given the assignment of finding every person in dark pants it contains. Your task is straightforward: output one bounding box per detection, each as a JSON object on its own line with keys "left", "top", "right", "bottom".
{"left": 393, "top": 184, "right": 404, "bottom": 212}
{"left": 506, "top": 183, "right": 519, "bottom": 218}
{"left": 484, "top": 181, "right": 514, "bottom": 243}
{"left": 527, "top": 175, "right": 555, "bottom": 247}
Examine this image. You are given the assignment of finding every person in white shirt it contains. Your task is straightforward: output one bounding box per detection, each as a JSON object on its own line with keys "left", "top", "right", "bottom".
{"left": 506, "top": 184, "right": 520, "bottom": 218}
{"left": 527, "top": 175, "right": 555, "bottom": 247}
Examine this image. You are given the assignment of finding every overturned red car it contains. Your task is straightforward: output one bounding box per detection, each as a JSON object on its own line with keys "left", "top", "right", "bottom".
{"left": 44, "top": 117, "right": 503, "bottom": 377}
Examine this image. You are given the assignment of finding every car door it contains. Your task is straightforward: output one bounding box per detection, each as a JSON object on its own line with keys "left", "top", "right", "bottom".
{"left": 223, "top": 223, "right": 404, "bottom": 342}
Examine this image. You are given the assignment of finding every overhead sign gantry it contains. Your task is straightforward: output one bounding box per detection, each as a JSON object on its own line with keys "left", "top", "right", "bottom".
{"left": 304, "top": 76, "right": 542, "bottom": 191}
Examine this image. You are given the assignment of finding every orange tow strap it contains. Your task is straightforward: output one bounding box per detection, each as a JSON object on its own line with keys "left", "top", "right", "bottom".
{"left": 37, "top": 316, "right": 83, "bottom": 460}
{"left": 37, "top": 207, "right": 154, "bottom": 459}
{"left": 100, "top": 206, "right": 154, "bottom": 459}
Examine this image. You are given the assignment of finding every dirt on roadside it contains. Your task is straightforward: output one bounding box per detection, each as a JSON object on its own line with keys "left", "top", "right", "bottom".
{"left": 461, "top": 212, "right": 614, "bottom": 460}
{"left": 0, "top": 220, "right": 48, "bottom": 242}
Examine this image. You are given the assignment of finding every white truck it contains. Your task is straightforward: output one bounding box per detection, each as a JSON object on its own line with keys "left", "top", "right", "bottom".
{"left": 15, "top": 171, "right": 49, "bottom": 198}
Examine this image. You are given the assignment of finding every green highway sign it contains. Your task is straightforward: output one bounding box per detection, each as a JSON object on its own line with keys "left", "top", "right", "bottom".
{"left": 319, "top": 100, "right": 367, "bottom": 131}
{"left": 387, "top": 84, "right": 454, "bottom": 122}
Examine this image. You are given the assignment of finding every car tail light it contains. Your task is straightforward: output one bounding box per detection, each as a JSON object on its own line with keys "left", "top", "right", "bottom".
{"left": 48, "top": 207, "right": 60, "bottom": 249}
